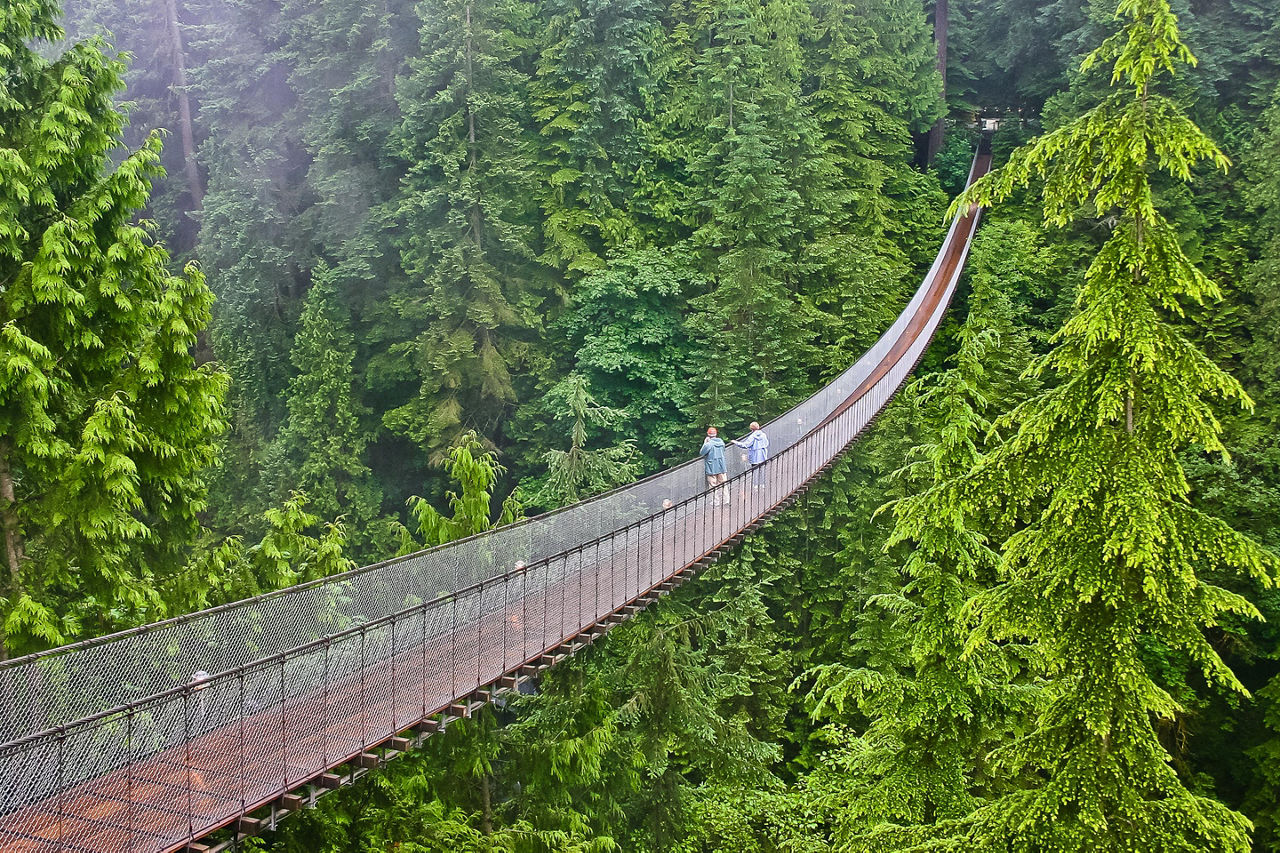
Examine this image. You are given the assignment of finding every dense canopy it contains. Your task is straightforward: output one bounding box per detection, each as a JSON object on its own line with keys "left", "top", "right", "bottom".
{"left": 2, "top": 0, "right": 1279, "bottom": 848}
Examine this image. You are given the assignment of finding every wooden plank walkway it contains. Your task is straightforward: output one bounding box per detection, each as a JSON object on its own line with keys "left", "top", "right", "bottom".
{"left": 0, "top": 155, "right": 990, "bottom": 853}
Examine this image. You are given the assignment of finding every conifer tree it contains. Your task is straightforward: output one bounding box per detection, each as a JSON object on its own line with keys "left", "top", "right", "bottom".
{"left": 534, "top": 373, "right": 642, "bottom": 509}
{"left": 530, "top": 0, "right": 658, "bottom": 273}
{"left": 950, "top": 0, "right": 1278, "bottom": 846}
{"left": 802, "top": 271, "right": 1034, "bottom": 844}
{"left": 687, "top": 104, "right": 810, "bottom": 423}
{"left": 0, "top": 0, "right": 227, "bottom": 657}
{"left": 805, "top": 0, "right": 942, "bottom": 240}
{"left": 270, "top": 267, "right": 382, "bottom": 560}
{"left": 1240, "top": 84, "right": 1280, "bottom": 853}
{"left": 386, "top": 0, "right": 544, "bottom": 454}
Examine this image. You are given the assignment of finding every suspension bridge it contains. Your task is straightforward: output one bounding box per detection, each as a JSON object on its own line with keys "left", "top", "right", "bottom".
{"left": 0, "top": 149, "right": 991, "bottom": 853}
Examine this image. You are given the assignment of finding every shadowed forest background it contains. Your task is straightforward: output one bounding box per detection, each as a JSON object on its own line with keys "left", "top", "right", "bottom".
{"left": 4, "top": 0, "right": 1280, "bottom": 847}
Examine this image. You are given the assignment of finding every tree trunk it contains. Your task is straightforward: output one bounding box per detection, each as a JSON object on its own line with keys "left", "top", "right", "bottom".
{"left": 480, "top": 772, "right": 493, "bottom": 835}
{"left": 465, "top": 2, "right": 483, "bottom": 245}
{"left": 161, "top": 0, "right": 203, "bottom": 209}
{"left": 926, "top": 0, "right": 949, "bottom": 164}
{"left": 0, "top": 439, "right": 27, "bottom": 662}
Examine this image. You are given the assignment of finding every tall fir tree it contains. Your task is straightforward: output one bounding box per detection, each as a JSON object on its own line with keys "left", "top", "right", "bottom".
{"left": 0, "top": 0, "right": 227, "bottom": 656}
{"left": 684, "top": 2, "right": 814, "bottom": 427}
{"left": 187, "top": 0, "right": 311, "bottom": 533}
{"left": 384, "top": 0, "right": 545, "bottom": 454}
{"left": 802, "top": 261, "right": 1036, "bottom": 845}
{"left": 1240, "top": 83, "right": 1280, "bottom": 852}
{"left": 268, "top": 267, "right": 383, "bottom": 561}
{"left": 531, "top": 373, "right": 642, "bottom": 509}
{"left": 951, "top": 0, "right": 1278, "bottom": 847}
{"left": 530, "top": 0, "right": 659, "bottom": 273}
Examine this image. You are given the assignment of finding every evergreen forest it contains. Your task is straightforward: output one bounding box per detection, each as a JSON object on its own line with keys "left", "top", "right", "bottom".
{"left": 3, "top": 0, "right": 1280, "bottom": 847}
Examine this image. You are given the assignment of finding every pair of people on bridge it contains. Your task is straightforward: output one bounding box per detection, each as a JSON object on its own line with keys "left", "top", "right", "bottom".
{"left": 700, "top": 423, "right": 769, "bottom": 505}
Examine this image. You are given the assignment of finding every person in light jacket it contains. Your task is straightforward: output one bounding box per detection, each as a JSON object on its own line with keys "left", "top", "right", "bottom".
{"left": 699, "top": 427, "right": 728, "bottom": 505}
{"left": 731, "top": 422, "right": 769, "bottom": 488}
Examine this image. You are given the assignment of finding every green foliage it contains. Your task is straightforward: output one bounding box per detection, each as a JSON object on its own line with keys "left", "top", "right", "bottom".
{"left": 946, "top": 0, "right": 1279, "bottom": 846}
{"left": 0, "top": 0, "right": 228, "bottom": 656}
{"left": 545, "top": 248, "right": 701, "bottom": 462}
{"left": 383, "top": 0, "right": 546, "bottom": 454}
{"left": 688, "top": 104, "right": 812, "bottom": 423}
{"left": 53, "top": 1, "right": 1280, "bottom": 850}
{"left": 530, "top": 0, "right": 659, "bottom": 272}
{"left": 266, "top": 266, "right": 384, "bottom": 560}
{"left": 167, "top": 492, "right": 352, "bottom": 611}
{"left": 529, "top": 373, "right": 643, "bottom": 510}
{"left": 801, "top": 269, "right": 1038, "bottom": 846}
{"left": 397, "top": 431, "right": 520, "bottom": 552}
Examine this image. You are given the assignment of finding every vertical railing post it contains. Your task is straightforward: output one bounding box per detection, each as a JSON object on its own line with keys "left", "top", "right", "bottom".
{"left": 322, "top": 638, "right": 332, "bottom": 769}
{"left": 450, "top": 593, "right": 459, "bottom": 709}
{"left": 359, "top": 627, "right": 368, "bottom": 752}
{"left": 501, "top": 572, "right": 510, "bottom": 675}
{"left": 665, "top": 506, "right": 672, "bottom": 583}
{"left": 476, "top": 583, "right": 485, "bottom": 692}
{"left": 56, "top": 728, "right": 65, "bottom": 853}
{"left": 390, "top": 615, "right": 399, "bottom": 735}
{"left": 280, "top": 655, "right": 288, "bottom": 790}
{"left": 542, "top": 558, "right": 552, "bottom": 662}
{"left": 127, "top": 706, "right": 136, "bottom": 853}
{"left": 521, "top": 564, "right": 530, "bottom": 667}
{"left": 427, "top": 596, "right": 432, "bottom": 722}
{"left": 547, "top": 557, "right": 556, "bottom": 656}
{"left": 592, "top": 539, "right": 600, "bottom": 630}
{"left": 183, "top": 683, "right": 194, "bottom": 841}
{"left": 238, "top": 672, "right": 248, "bottom": 821}
{"left": 648, "top": 515, "right": 656, "bottom": 592}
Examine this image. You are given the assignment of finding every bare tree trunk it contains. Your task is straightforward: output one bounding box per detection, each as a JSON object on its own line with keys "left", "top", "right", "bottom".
{"left": 480, "top": 772, "right": 493, "bottom": 835}
{"left": 926, "top": 0, "right": 949, "bottom": 165}
{"left": 162, "top": 0, "right": 203, "bottom": 209}
{"left": 465, "top": 2, "right": 482, "bottom": 245}
{"left": 0, "top": 439, "right": 26, "bottom": 662}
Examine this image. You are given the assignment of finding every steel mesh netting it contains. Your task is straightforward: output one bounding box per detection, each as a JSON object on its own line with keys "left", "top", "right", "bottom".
{"left": 0, "top": 157, "right": 984, "bottom": 852}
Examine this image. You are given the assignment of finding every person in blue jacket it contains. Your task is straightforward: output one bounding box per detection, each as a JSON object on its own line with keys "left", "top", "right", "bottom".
{"left": 699, "top": 427, "right": 728, "bottom": 505}
{"left": 731, "top": 422, "right": 769, "bottom": 488}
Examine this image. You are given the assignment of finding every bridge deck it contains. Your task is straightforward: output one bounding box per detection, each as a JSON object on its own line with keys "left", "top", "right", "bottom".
{"left": 0, "top": 155, "right": 991, "bottom": 853}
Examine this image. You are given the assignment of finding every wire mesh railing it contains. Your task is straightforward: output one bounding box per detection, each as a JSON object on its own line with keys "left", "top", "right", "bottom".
{"left": 0, "top": 150, "right": 989, "bottom": 853}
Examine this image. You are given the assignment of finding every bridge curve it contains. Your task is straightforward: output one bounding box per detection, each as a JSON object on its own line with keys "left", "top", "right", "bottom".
{"left": 0, "top": 148, "right": 991, "bottom": 853}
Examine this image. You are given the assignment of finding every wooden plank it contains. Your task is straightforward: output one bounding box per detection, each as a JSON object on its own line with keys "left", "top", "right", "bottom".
{"left": 237, "top": 816, "right": 266, "bottom": 835}
{"left": 278, "top": 794, "right": 305, "bottom": 812}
